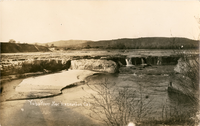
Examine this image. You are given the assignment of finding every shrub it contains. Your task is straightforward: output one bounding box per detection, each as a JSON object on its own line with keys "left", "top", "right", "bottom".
{"left": 83, "top": 78, "right": 153, "bottom": 126}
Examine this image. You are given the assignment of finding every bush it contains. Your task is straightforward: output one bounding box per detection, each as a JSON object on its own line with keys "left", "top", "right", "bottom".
{"left": 83, "top": 78, "right": 153, "bottom": 126}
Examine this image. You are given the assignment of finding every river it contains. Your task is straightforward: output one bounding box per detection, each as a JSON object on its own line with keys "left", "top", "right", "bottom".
{"left": 0, "top": 49, "right": 198, "bottom": 125}
{"left": 85, "top": 72, "right": 197, "bottom": 122}
{"left": 0, "top": 69, "right": 198, "bottom": 125}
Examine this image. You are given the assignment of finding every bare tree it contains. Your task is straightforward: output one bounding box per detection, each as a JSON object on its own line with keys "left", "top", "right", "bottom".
{"left": 8, "top": 39, "right": 16, "bottom": 43}
{"left": 51, "top": 44, "right": 54, "bottom": 47}
{"left": 169, "top": 16, "right": 200, "bottom": 125}
{"left": 45, "top": 43, "right": 49, "bottom": 47}
{"left": 82, "top": 78, "right": 153, "bottom": 126}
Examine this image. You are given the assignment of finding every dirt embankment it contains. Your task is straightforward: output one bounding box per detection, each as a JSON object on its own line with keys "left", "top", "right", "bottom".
{"left": 1, "top": 43, "right": 50, "bottom": 53}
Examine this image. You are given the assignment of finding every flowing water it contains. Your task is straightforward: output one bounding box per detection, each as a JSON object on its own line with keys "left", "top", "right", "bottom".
{"left": 125, "top": 58, "right": 134, "bottom": 66}
{"left": 85, "top": 72, "right": 197, "bottom": 121}
{"left": 1, "top": 68, "right": 197, "bottom": 124}
{"left": 1, "top": 49, "right": 199, "bottom": 124}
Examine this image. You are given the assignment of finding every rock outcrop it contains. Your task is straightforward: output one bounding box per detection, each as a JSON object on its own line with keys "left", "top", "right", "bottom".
{"left": 1, "top": 58, "right": 71, "bottom": 76}
{"left": 70, "top": 59, "right": 118, "bottom": 73}
{"left": 174, "top": 56, "right": 199, "bottom": 73}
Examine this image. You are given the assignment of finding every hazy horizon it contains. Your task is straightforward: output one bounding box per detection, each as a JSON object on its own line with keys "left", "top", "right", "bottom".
{"left": 1, "top": 36, "right": 199, "bottom": 44}
{"left": 0, "top": 1, "right": 200, "bottom": 43}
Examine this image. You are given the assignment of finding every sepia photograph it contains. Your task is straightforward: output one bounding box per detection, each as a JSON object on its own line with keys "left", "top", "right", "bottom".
{"left": 0, "top": 0, "right": 200, "bottom": 126}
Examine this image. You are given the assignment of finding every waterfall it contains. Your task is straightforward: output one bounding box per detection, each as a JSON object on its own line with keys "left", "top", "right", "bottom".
{"left": 141, "top": 58, "right": 146, "bottom": 66}
{"left": 125, "top": 58, "right": 134, "bottom": 67}
{"left": 141, "top": 58, "right": 144, "bottom": 64}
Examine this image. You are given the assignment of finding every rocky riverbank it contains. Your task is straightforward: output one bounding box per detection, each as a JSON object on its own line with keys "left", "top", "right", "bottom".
{"left": 1, "top": 53, "right": 180, "bottom": 75}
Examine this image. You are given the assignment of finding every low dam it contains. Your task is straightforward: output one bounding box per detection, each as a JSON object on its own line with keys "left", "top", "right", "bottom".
{"left": 1, "top": 54, "right": 180, "bottom": 76}
{"left": 109, "top": 56, "right": 179, "bottom": 66}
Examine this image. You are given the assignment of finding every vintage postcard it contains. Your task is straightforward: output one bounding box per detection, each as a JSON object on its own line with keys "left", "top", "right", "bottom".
{"left": 0, "top": 0, "right": 200, "bottom": 126}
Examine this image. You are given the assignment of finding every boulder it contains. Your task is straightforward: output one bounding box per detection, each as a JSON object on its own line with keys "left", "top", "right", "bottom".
{"left": 174, "top": 57, "right": 199, "bottom": 74}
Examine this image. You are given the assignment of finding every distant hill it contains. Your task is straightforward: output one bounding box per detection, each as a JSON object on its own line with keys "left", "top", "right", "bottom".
{"left": 42, "top": 37, "right": 199, "bottom": 50}
{"left": 1, "top": 43, "right": 50, "bottom": 53}
{"left": 81, "top": 37, "right": 199, "bottom": 49}
{"left": 40, "top": 40, "right": 90, "bottom": 48}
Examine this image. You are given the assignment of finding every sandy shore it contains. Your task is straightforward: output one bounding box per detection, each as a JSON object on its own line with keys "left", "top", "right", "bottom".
{"left": 4, "top": 70, "right": 98, "bottom": 100}
{"left": 0, "top": 70, "right": 103, "bottom": 126}
{"left": 0, "top": 83, "right": 104, "bottom": 126}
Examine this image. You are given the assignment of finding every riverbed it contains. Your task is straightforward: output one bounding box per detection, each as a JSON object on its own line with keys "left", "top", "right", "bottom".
{"left": 0, "top": 67, "right": 197, "bottom": 125}
{"left": 0, "top": 49, "right": 198, "bottom": 125}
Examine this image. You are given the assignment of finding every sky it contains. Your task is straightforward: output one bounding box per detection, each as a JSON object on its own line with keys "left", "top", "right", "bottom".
{"left": 0, "top": 0, "right": 200, "bottom": 43}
